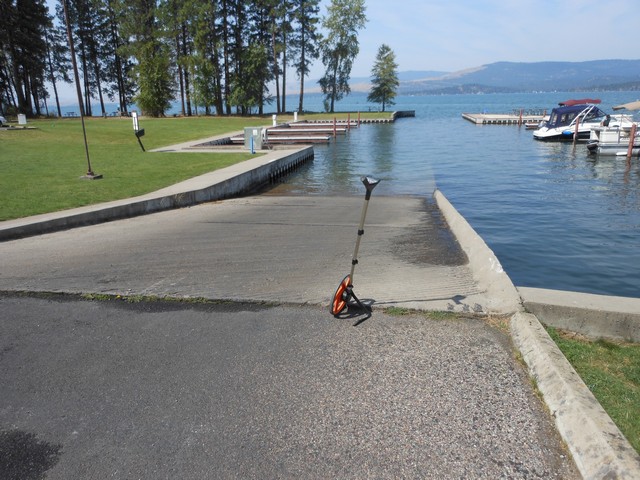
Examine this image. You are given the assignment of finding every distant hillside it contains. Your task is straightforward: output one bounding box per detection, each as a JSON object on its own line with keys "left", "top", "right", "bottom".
{"left": 292, "top": 60, "right": 640, "bottom": 96}
{"left": 398, "top": 60, "right": 640, "bottom": 94}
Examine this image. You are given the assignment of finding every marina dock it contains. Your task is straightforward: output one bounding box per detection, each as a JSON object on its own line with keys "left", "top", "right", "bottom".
{"left": 462, "top": 111, "right": 546, "bottom": 125}
{"left": 223, "top": 110, "right": 417, "bottom": 147}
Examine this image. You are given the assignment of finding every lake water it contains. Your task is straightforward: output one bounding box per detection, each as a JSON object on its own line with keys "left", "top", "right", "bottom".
{"left": 269, "top": 91, "right": 640, "bottom": 299}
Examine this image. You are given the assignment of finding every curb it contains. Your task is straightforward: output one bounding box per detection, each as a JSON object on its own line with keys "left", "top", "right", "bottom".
{"left": 519, "top": 286, "right": 640, "bottom": 343}
{"left": 511, "top": 311, "right": 640, "bottom": 479}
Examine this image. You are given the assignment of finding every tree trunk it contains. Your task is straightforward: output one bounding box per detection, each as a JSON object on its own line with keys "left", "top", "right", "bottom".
{"left": 281, "top": 36, "right": 286, "bottom": 113}
{"left": 45, "top": 37, "right": 63, "bottom": 117}
{"left": 182, "top": 24, "right": 192, "bottom": 116}
{"left": 176, "top": 36, "right": 185, "bottom": 116}
{"left": 79, "top": 43, "right": 92, "bottom": 116}
{"left": 298, "top": 27, "right": 305, "bottom": 113}
{"left": 90, "top": 43, "right": 106, "bottom": 116}
{"left": 330, "top": 62, "right": 338, "bottom": 113}
{"left": 222, "top": 0, "right": 231, "bottom": 115}
{"left": 272, "top": 29, "right": 280, "bottom": 114}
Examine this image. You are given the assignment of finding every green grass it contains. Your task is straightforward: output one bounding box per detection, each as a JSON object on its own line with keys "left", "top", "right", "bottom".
{"left": 0, "top": 116, "right": 269, "bottom": 220}
{"left": 0, "top": 112, "right": 394, "bottom": 221}
{"left": 546, "top": 327, "right": 640, "bottom": 454}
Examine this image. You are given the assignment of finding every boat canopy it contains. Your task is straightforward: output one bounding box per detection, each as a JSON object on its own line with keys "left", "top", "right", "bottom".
{"left": 558, "top": 98, "right": 601, "bottom": 106}
{"left": 545, "top": 104, "right": 607, "bottom": 129}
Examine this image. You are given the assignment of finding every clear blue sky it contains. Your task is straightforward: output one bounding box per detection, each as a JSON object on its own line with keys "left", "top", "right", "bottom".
{"left": 335, "top": 0, "right": 639, "bottom": 78}
{"left": 46, "top": 0, "right": 639, "bottom": 103}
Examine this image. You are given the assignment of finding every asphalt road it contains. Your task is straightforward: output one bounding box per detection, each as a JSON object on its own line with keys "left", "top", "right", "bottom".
{"left": 0, "top": 294, "right": 579, "bottom": 479}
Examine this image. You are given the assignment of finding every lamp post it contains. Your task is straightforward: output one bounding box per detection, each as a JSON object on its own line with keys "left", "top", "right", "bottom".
{"left": 62, "top": 0, "right": 101, "bottom": 179}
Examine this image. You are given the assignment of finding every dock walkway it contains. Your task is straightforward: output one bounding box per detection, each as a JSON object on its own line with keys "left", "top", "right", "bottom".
{"left": 462, "top": 112, "right": 546, "bottom": 125}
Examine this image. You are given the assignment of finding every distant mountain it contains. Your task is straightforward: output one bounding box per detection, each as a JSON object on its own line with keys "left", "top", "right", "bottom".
{"left": 296, "top": 70, "right": 449, "bottom": 94}
{"left": 397, "top": 60, "right": 640, "bottom": 94}
{"left": 292, "top": 60, "right": 640, "bottom": 96}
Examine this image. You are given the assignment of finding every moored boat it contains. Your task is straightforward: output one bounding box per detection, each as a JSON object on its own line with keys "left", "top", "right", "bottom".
{"left": 533, "top": 100, "right": 609, "bottom": 141}
{"left": 586, "top": 126, "right": 640, "bottom": 156}
{"left": 586, "top": 100, "right": 640, "bottom": 156}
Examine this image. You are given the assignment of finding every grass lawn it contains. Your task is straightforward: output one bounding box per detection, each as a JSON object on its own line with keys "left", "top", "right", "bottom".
{"left": 546, "top": 327, "right": 640, "bottom": 454}
{"left": 0, "top": 112, "right": 392, "bottom": 221}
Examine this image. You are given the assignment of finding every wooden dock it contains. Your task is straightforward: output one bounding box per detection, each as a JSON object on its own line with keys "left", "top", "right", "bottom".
{"left": 226, "top": 110, "right": 417, "bottom": 147}
{"left": 462, "top": 112, "right": 546, "bottom": 125}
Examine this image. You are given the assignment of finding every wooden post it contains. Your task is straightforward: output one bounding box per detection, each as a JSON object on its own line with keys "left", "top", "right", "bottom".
{"left": 347, "top": 113, "right": 351, "bottom": 131}
{"left": 358, "top": 111, "right": 361, "bottom": 127}
{"left": 573, "top": 118, "right": 580, "bottom": 144}
{"left": 519, "top": 109, "right": 523, "bottom": 126}
{"left": 626, "top": 123, "right": 637, "bottom": 159}
{"left": 333, "top": 117, "right": 337, "bottom": 137}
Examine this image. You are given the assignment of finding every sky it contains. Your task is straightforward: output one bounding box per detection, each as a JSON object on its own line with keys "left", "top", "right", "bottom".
{"left": 336, "top": 0, "right": 639, "bottom": 78}
{"left": 46, "top": 0, "right": 640, "bottom": 104}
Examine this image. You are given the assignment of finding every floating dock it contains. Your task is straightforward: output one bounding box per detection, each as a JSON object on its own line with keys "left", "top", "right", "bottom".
{"left": 462, "top": 112, "right": 546, "bottom": 125}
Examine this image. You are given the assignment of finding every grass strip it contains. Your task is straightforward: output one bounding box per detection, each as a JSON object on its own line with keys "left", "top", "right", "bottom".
{"left": 546, "top": 326, "right": 640, "bottom": 454}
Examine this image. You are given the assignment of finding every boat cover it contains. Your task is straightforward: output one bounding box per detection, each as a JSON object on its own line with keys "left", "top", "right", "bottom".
{"left": 558, "top": 98, "right": 601, "bottom": 106}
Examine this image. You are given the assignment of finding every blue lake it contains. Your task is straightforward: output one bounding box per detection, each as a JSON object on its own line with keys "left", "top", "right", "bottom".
{"left": 271, "top": 92, "right": 640, "bottom": 299}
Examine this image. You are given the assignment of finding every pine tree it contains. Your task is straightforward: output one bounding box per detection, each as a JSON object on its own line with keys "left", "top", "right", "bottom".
{"left": 290, "top": 0, "right": 321, "bottom": 113}
{"left": 1, "top": 0, "right": 50, "bottom": 116}
{"left": 367, "top": 44, "right": 398, "bottom": 112}
{"left": 189, "top": 0, "right": 224, "bottom": 115}
{"left": 43, "top": 17, "right": 72, "bottom": 117}
{"left": 116, "top": 0, "right": 175, "bottom": 117}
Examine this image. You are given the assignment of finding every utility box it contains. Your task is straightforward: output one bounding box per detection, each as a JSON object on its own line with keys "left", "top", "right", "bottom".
{"left": 17, "top": 114, "right": 27, "bottom": 125}
{"left": 244, "top": 127, "right": 263, "bottom": 150}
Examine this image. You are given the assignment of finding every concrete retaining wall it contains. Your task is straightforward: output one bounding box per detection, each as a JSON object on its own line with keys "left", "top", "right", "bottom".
{"left": 0, "top": 147, "right": 313, "bottom": 242}
{"left": 434, "top": 189, "right": 522, "bottom": 314}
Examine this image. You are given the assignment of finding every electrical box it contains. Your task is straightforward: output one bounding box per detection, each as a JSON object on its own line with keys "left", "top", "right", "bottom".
{"left": 244, "top": 127, "right": 263, "bottom": 150}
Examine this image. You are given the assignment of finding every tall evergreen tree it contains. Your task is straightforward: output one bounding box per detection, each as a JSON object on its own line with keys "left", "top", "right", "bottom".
{"left": 1, "top": 0, "right": 50, "bottom": 115}
{"left": 190, "top": 0, "right": 224, "bottom": 114}
{"left": 228, "top": 42, "right": 269, "bottom": 114}
{"left": 57, "top": 0, "right": 110, "bottom": 116}
{"left": 318, "top": 0, "right": 366, "bottom": 113}
{"left": 43, "top": 17, "right": 72, "bottom": 117}
{"left": 290, "top": 0, "right": 320, "bottom": 113}
{"left": 104, "top": 0, "right": 134, "bottom": 114}
{"left": 367, "top": 44, "right": 398, "bottom": 112}
{"left": 116, "top": 0, "right": 175, "bottom": 117}
{"left": 246, "top": 0, "right": 275, "bottom": 114}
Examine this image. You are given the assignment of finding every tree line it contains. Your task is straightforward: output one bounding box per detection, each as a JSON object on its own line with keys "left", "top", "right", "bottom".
{"left": 0, "top": 0, "right": 400, "bottom": 118}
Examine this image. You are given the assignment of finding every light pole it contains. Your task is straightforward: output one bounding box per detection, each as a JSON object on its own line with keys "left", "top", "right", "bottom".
{"left": 62, "top": 0, "right": 102, "bottom": 179}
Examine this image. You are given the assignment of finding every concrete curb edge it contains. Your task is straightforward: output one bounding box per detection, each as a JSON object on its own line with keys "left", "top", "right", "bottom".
{"left": 511, "top": 311, "right": 640, "bottom": 480}
{"left": 433, "top": 189, "right": 522, "bottom": 314}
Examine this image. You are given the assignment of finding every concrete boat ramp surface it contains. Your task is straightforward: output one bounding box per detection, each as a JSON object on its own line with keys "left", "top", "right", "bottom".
{"left": 1, "top": 144, "right": 639, "bottom": 479}
{"left": 0, "top": 195, "right": 483, "bottom": 313}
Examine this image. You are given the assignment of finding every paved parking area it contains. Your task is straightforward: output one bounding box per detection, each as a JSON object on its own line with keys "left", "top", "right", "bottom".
{"left": 0, "top": 295, "right": 578, "bottom": 479}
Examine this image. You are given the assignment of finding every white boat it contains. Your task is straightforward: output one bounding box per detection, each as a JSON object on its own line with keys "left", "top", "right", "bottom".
{"left": 586, "top": 125, "right": 639, "bottom": 156}
{"left": 532, "top": 99, "right": 631, "bottom": 142}
{"left": 586, "top": 100, "right": 640, "bottom": 156}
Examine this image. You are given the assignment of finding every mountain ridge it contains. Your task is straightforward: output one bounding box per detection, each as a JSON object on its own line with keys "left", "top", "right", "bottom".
{"left": 298, "top": 59, "right": 640, "bottom": 95}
